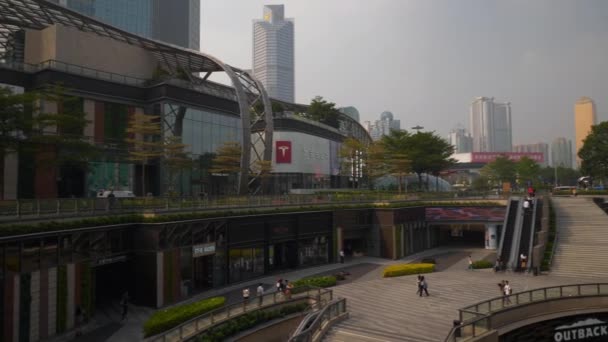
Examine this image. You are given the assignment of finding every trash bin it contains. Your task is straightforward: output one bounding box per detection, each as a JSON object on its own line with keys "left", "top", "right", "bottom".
{"left": 453, "top": 320, "right": 462, "bottom": 338}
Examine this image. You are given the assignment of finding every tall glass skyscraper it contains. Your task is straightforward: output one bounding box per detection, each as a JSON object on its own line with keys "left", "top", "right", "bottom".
{"left": 253, "top": 5, "right": 295, "bottom": 102}
{"left": 469, "top": 97, "right": 512, "bottom": 152}
{"left": 52, "top": 0, "right": 200, "bottom": 50}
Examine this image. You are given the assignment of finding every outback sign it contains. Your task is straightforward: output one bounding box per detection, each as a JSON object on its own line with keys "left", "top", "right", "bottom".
{"left": 554, "top": 318, "right": 608, "bottom": 341}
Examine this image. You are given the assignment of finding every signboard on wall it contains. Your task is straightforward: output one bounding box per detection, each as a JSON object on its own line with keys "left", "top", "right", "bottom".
{"left": 270, "top": 132, "right": 331, "bottom": 175}
{"left": 471, "top": 152, "right": 544, "bottom": 164}
{"left": 193, "top": 243, "right": 216, "bottom": 258}
{"left": 275, "top": 141, "right": 292, "bottom": 163}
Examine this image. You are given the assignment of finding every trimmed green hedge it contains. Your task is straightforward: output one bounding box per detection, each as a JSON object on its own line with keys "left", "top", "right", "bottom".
{"left": 0, "top": 200, "right": 504, "bottom": 237}
{"left": 197, "top": 303, "right": 308, "bottom": 342}
{"left": 291, "top": 276, "right": 337, "bottom": 291}
{"left": 472, "top": 260, "right": 493, "bottom": 269}
{"left": 383, "top": 263, "right": 435, "bottom": 278}
{"left": 143, "top": 296, "right": 226, "bottom": 337}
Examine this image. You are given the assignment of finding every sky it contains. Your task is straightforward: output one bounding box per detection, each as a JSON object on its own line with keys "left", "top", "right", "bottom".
{"left": 201, "top": 0, "right": 608, "bottom": 146}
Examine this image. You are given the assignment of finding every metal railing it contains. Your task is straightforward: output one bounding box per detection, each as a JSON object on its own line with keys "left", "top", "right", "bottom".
{"left": 0, "top": 193, "right": 501, "bottom": 223}
{"left": 146, "top": 286, "right": 333, "bottom": 342}
{"left": 444, "top": 283, "right": 608, "bottom": 341}
{"left": 289, "top": 298, "right": 348, "bottom": 342}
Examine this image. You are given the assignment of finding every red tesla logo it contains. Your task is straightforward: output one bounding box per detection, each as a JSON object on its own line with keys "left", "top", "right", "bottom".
{"left": 276, "top": 141, "right": 292, "bottom": 163}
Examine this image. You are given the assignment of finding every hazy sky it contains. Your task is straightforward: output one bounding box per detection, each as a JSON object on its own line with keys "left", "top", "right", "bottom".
{"left": 201, "top": 0, "right": 608, "bottom": 145}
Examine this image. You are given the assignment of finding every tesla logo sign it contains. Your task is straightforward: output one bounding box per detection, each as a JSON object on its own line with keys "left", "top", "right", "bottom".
{"left": 276, "top": 141, "right": 292, "bottom": 163}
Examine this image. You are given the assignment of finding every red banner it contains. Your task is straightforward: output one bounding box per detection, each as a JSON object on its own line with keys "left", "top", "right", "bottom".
{"left": 275, "top": 141, "right": 292, "bottom": 163}
{"left": 471, "top": 152, "right": 543, "bottom": 164}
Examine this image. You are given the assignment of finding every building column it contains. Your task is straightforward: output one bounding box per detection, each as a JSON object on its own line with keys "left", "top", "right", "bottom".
{"left": 156, "top": 252, "right": 164, "bottom": 308}
{"left": 485, "top": 224, "right": 498, "bottom": 250}
{"left": 29, "top": 271, "right": 40, "bottom": 342}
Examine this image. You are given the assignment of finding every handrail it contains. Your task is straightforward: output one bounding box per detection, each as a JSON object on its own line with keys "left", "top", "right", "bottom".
{"left": 525, "top": 197, "right": 539, "bottom": 272}
{"left": 289, "top": 298, "right": 348, "bottom": 342}
{"left": 146, "top": 286, "right": 333, "bottom": 342}
{"left": 548, "top": 198, "right": 559, "bottom": 269}
{"left": 446, "top": 283, "right": 608, "bottom": 342}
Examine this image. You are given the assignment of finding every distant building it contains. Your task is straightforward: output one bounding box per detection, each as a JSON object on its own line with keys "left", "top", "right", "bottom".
{"left": 448, "top": 128, "right": 473, "bottom": 153}
{"left": 339, "top": 107, "right": 360, "bottom": 122}
{"left": 574, "top": 97, "right": 597, "bottom": 167}
{"left": 469, "top": 97, "right": 512, "bottom": 152}
{"left": 253, "top": 5, "right": 295, "bottom": 102}
{"left": 52, "top": 0, "right": 200, "bottom": 50}
{"left": 551, "top": 137, "right": 573, "bottom": 168}
{"left": 513, "top": 143, "right": 549, "bottom": 166}
{"left": 365, "top": 111, "right": 400, "bottom": 141}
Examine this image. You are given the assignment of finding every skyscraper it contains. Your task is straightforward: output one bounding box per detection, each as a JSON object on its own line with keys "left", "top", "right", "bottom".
{"left": 52, "top": 0, "right": 200, "bottom": 50}
{"left": 469, "top": 97, "right": 512, "bottom": 152}
{"left": 253, "top": 5, "right": 295, "bottom": 102}
{"left": 513, "top": 142, "right": 549, "bottom": 166}
{"left": 574, "top": 97, "right": 597, "bottom": 167}
{"left": 551, "top": 137, "right": 573, "bottom": 168}
{"left": 448, "top": 127, "right": 473, "bottom": 153}
{"left": 366, "top": 111, "right": 400, "bottom": 141}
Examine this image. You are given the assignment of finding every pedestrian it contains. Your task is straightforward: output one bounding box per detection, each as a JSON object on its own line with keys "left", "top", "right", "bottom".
{"left": 276, "top": 278, "right": 283, "bottom": 293}
{"left": 120, "top": 291, "right": 129, "bottom": 321}
{"left": 339, "top": 250, "right": 345, "bottom": 264}
{"left": 503, "top": 281, "right": 512, "bottom": 305}
{"left": 527, "top": 185, "right": 534, "bottom": 198}
{"left": 257, "top": 283, "right": 264, "bottom": 306}
{"left": 497, "top": 281, "right": 505, "bottom": 296}
{"left": 494, "top": 258, "right": 501, "bottom": 272}
{"left": 468, "top": 255, "right": 474, "bottom": 270}
{"left": 520, "top": 253, "right": 527, "bottom": 271}
{"left": 75, "top": 305, "right": 83, "bottom": 336}
{"left": 420, "top": 276, "right": 429, "bottom": 296}
{"left": 242, "top": 287, "right": 250, "bottom": 307}
{"left": 416, "top": 275, "right": 422, "bottom": 295}
{"left": 281, "top": 279, "right": 287, "bottom": 293}
{"left": 523, "top": 198, "right": 530, "bottom": 211}
{"left": 285, "top": 280, "right": 293, "bottom": 300}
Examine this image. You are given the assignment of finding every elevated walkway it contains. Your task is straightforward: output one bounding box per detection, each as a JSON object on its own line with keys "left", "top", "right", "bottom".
{"left": 551, "top": 197, "right": 608, "bottom": 278}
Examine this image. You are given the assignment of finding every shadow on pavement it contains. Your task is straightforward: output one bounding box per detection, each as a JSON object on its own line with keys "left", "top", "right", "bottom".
{"left": 72, "top": 322, "right": 122, "bottom": 342}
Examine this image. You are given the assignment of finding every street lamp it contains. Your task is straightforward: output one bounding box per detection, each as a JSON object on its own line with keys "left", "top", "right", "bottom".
{"left": 411, "top": 125, "right": 424, "bottom": 133}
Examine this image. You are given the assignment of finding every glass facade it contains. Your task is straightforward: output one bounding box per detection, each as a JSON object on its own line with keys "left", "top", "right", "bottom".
{"left": 228, "top": 247, "right": 264, "bottom": 283}
{"left": 94, "top": 0, "right": 152, "bottom": 38}
{"left": 299, "top": 236, "right": 329, "bottom": 267}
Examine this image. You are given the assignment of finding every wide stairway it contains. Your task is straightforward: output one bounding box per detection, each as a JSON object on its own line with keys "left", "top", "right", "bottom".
{"left": 551, "top": 197, "right": 608, "bottom": 278}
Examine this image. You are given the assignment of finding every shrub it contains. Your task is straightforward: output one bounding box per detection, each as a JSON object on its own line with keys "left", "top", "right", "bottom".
{"left": 291, "top": 276, "right": 337, "bottom": 293}
{"left": 143, "top": 296, "right": 225, "bottom": 337}
{"left": 472, "top": 260, "right": 493, "bottom": 269}
{"left": 198, "top": 303, "right": 308, "bottom": 342}
{"left": 382, "top": 263, "right": 435, "bottom": 278}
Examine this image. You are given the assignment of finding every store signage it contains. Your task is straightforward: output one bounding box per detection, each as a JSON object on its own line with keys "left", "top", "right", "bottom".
{"left": 95, "top": 255, "right": 127, "bottom": 266}
{"left": 471, "top": 152, "right": 543, "bottom": 164}
{"left": 554, "top": 318, "right": 608, "bottom": 341}
{"left": 276, "top": 141, "right": 292, "bottom": 163}
{"left": 193, "top": 243, "right": 216, "bottom": 257}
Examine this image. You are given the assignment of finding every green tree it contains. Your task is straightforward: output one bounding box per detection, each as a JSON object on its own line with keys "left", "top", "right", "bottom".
{"left": 515, "top": 156, "right": 541, "bottom": 187}
{"left": 480, "top": 155, "right": 516, "bottom": 187}
{"left": 210, "top": 141, "right": 242, "bottom": 193}
{"left": 404, "top": 131, "right": 454, "bottom": 191}
{"left": 579, "top": 121, "right": 608, "bottom": 182}
{"left": 125, "top": 112, "right": 163, "bottom": 196}
{"left": 471, "top": 175, "right": 491, "bottom": 192}
{"left": 163, "top": 136, "right": 193, "bottom": 196}
{"left": 365, "top": 141, "right": 391, "bottom": 189}
{"left": 305, "top": 96, "right": 342, "bottom": 129}
{"left": 539, "top": 166, "right": 580, "bottom": 187}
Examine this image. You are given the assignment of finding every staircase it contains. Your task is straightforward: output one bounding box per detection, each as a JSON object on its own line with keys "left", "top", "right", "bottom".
{"left": 551, "top": 197, "right": 608, "bottom": 278}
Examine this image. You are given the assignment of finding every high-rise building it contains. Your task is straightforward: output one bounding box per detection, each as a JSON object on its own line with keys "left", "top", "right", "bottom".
{"left": 366, "top": 111, "right": 400, "bottom": 141}
{"left": 52, "top": 0, "right": 200, "bottom": 50}
{"left": 574, "top": 96, "right": 597, "bottom": 167}
{"left": 551, "top": 137, "right": 573, "bottom": 168}
{"left": 339, "top": 107, "right": 360, "bottom": 122}
{"left": 448, "top": 128, "right": 473, "bottom": 153}
{"left": 469, "top": 97, "right": 512, "bottom": 152}
{"left": 513, "top": 142, "right": 549, "bottom": 166}
{"left": 253, "top": 5, "right": 295, "bottom": 102}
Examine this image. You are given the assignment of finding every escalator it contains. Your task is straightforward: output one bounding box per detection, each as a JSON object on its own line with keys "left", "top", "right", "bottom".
{"left": 516, "top": 199, "right": 535, "bottom": 271}
{"left": 498, "top": 198, "right": 520, "bottom": 267}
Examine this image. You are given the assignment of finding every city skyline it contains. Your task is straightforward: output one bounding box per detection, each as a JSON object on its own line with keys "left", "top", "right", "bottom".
{"left": 470, "top": 97, "right": 512, "bottom": 153}
{"left": 202, "top": 1, "right": 608, "bottom": 145}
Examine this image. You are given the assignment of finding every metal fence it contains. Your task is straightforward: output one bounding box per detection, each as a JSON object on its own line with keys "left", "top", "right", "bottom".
{"left": 0, "top": 192, "right": 501, "bottom": 223}
{"left": 289, "top": 298, "right": 348, "bottom": 342}
{"left": 146, "top": 286, "right": 333, "bottom": 342}
{"left": 444, "top": 283, "right": 608, "bottom": 341}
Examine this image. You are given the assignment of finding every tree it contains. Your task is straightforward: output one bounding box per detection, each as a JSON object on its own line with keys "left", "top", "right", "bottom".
{"left": 305, "top": 96, "right": 342, "bottom": 129}
{"left": 163, "top": 136, "right": 193, "bottom": 196}
{"left": 250, "top": 159, "right": 273, "bottom": 194}
{"left": 480, "top": 156, "right": 516, "bottom": 187}
{"left": 579, "top": 121, "right": 608, "bottom": 182}
{"left": 125, "top": 112, "right": 163, "bottom": 196}
{"left": 515, "top": 156, "right": 541, "bottom": 187}
{"left": 539, "top": 166, "right": 580, "bottom": 187}
{"left": 210, "top": 141, "right": 242, "bottom": 193}
{"left": 365, "top": 141, "right": 391, "bottom": 188}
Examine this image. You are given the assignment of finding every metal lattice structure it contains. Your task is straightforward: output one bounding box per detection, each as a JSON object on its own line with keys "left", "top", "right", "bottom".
{"left": 0, "top": 0, "right": 273, "bottom": 194}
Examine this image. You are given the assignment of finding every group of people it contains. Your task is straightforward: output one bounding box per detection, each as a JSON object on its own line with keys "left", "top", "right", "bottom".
{"left": 494, "top": 255, "right": 528, "bottom": 272}
{"left": 497, "top": 280, "right": 513, "bottom": 305}
{"left": 416, "top": 275, "right": 430, "bottom": 296}
{"left": 242, "top": 283, "right": 267, "bottom": 306}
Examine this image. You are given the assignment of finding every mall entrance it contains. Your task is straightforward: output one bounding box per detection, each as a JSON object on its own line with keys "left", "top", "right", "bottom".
{"left": 193, "top": 255, "right": 213, "bottom": 291}
{"left": 269, "top": 241, "right": 297, "bottom": 270}
{"left": 437, "top": 224, "right": 487, "bottom": 247}
{"left": 93, "top": 257, "right": 131, "bottom": 314}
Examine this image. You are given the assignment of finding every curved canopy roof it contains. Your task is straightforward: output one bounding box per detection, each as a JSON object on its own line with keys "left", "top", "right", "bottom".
{"left": 0, "top": 0, "right": 234, "bottom": 73}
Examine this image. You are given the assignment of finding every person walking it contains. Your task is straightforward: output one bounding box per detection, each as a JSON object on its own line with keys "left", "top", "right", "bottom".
{"left": 285, "top": 280, "right": 293, "bottom": 300}
{"left": 468, "top": 255, "right": 474, "bottom": 270}
{"left": 120, "top": 291, "right": 129, "bottom": 321}
{"left": 276, "top": 278, "right": 283, "bottom": 293}
{"left": 242, "top": 287, "right": 250, "bottom": 308}
{"left": 420, "top": 276, "right": 429, "bottom": 297}
{"left": 339, "top": 250, "right": 345, "bottom": 264}
{"left": 416, "top": 275, "right": 422, "bottom": 295}
{"left": 494, "top": 258, "right": 502, "bottom": 272}
{"left": 520, "top": 253, "right": 527, "bottom": 271}
{"left": 503, "top": 281, "right": 512, "bottom": 305}
{"left": 257, "top": 283, "right": 264, "bottom": 306}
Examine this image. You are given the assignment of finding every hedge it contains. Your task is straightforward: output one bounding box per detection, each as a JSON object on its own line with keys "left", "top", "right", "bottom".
{"left": 472, "top": 260, "right": 493, "bottom": 269}
{"left": 382, "top": 263, "right": 435, "bottom": 278}
{"left": 197, "top": 303, "right": 308, "bottom": 342}
{"left": 143, "top": 296, "right": 226, "bottom": 337}
{"left": 291, "top": 276, "right": 337, "bottom": 294}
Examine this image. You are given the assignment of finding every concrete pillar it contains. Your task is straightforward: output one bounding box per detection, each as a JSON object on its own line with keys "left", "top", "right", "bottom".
{"left": 30, "top": 271, "right": 40, "bottom": 342}
{"left": 3, "top": 152, "right": 18, "bottom": 200}
{"left": 47, "top": 267, "right": 57, "bottom": 337}
{"left": 13, "top": 274, "right": 20, "bottom": 342}
{"left": 66, "top": 264, "right": 75, "bottom": 330}
{"left": 156, "top": 252, "right": 164, "bottom": 308}
{"left": 336, "top": 227, "right": 343, "bottom": 257}
{"left": 485, "top": 224, "right": 498, "bottom": 249}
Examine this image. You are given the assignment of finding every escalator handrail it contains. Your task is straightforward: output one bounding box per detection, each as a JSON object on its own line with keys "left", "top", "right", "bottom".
{"left": 525, "top": 197, "right": 539, "bottom": 271}
{"left": 507, "top": 197, "right": 525, "bottom": 270}
{"left": 498, "top": 198, "right": 518, "bottom": 261}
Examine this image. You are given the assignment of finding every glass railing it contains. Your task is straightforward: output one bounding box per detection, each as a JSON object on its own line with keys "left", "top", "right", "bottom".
{"left": 444, "top": 283, "right": 608, "bottom": 341}
{"left": 289, "top": 298, "right": 348, "bottom": 342}
{"left": 146, "top": 286, "right": 333, "bottom": 342}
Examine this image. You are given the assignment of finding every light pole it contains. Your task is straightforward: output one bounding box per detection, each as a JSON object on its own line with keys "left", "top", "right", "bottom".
{"left": 411, "top": 125, "right": 424, "bottom": 133}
